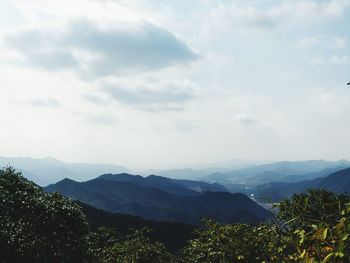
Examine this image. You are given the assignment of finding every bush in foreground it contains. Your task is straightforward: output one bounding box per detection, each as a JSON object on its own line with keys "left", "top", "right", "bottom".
{"left": 181, "top": 219, "right": 297, "bottom": 263}
{"left": 0, "top": 167, "right": 89, "bottom": 262}
{"left": 278, "top": 189, "right": 350, "bottom": 262}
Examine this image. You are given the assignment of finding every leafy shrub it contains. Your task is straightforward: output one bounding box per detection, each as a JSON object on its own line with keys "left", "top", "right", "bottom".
{"left": 277, "top": 189, "right": 350, "bottom": 262}
{"left": 0, "top": 167, "right": 89, "bottom": 262}
{"left": 86, "top": 226, "right": 120, "bottom": 261}
{"left": 181, "top": 219, "right": 297, "bottom": 263}
{"left": 98, "top": 228, "right": 177, "bottom": 263}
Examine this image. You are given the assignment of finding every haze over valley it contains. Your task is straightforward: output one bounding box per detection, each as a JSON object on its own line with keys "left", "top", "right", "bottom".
{"left": 2, "top": 155, "right": 350, "bottom": 207}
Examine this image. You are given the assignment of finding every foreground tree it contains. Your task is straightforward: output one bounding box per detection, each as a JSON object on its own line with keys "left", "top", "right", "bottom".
{"left": 181, "top": 219, "right": 297, "bottom": 263}
{"left": 182, "top": 190, "right": 350, "bottom": 263}
{"left": 277, "top": 189, "right": 350, "bottom": 262}
{"left": 0, "top": 167, "right": 89, "bottom": 262}
{"left": 98, "top": 229, "right": 177, "bottom": 263}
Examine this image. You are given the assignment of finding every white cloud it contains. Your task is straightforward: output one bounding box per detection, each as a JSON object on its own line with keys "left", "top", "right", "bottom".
{"left": 295, "top": 37, "right": 318, "bottom": 49}
{"left": 4, "top": 19, "right": 198, "bottom": 78}
{"left": 29, "top": 98, "right": 61, "bottom": 108}
{"left": 234, "top": 113, "right": 257, "bottom": 126}
{"left": 333, "top": 36, "right": 348, "bottom": 48}
{"left": 97, "top": 76, "right": 197, "bottom": 111}
{"left": 79, "top": 113, "right": 117, "bottom": 126}
{"left": 310, "top": 57, "right": 326, "bottom": 65}
{"left": 207, "top": 0, "right": 350, "bottom": 33}
{"left": 12, "top": 98, "right": 61, "bottom": 108}
{"left": 0, "top": 0, "right": 350, "bottom": 168}
{"left": 330, "top": 55, "right": 350, "bottom": 64}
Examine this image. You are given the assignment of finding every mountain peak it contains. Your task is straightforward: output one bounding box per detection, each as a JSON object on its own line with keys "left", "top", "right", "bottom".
{"left": 55, "top": 178, "right": 78, "bottom": 185}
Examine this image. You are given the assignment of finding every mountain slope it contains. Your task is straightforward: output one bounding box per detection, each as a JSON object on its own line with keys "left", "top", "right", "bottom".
{"left": 79, "top": 201, "right": 195, "bottom": 253}
{"left": 204, "top": 160, "right": 350, "bottom": 185}
{"left": 45, "top": 178, "right": 269, "bottom": 225}
{"left": 98, "top": 173, "right": 227, "bottom": 196}
{"left": 253, "top": 167, "right": 350, "bottom": 202}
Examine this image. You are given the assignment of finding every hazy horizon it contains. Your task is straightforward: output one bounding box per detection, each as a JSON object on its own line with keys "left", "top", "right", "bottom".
{"left": 1, "top": 0, "right": 349, "bottom": 170}
{"left": 0, "top": 155, "right": 349, "bottom": 172}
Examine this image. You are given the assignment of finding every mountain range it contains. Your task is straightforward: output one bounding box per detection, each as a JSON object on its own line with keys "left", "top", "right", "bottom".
{"left": 98, "top": 173, "right": 228, "bottom": 194}
{"left": 2, "top": 156, "right": 349, "bottom": 188}
{"left": 203, "top": 160, "right": 350, "bottom": 186}
{"left": 0, "top": 156, "right": 128, "bottom": 186}
{"left": 252, "top": 167, "right": 350, "bottom": 202}
{"left": 45, "top": 173, "right": 269, "bottom": 225}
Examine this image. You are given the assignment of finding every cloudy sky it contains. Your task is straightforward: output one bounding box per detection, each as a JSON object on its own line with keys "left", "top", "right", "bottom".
{"left": 0, "top": 0, "right": 349, "bottom": 169}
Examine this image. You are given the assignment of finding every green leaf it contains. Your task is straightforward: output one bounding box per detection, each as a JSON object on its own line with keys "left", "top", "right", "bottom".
{"left": 323, "top": 253, "right": 334, "bottom": 263}
{"left": 322, "top": 228, "right": 328, "bottom": 240}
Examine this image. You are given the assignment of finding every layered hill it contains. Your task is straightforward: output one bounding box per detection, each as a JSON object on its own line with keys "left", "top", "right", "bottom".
{"left": 45, "top": 174, "right": 269, "bottom": 225}
{"left": 204, "top": 160, "right": 350, "bottom": 186}
{"left": 98, "top": 173, "right": 227, "bottom": 195}
{"left": 253, "top": 167, "right": 350, "bottom": 202}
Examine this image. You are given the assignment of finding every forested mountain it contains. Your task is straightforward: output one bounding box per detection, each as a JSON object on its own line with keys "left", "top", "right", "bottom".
{"left": 98, "top": 173, "right": 228, "bottom": 195}
{"left": 146, "top": 159, "right": 263, "bottom": 180}
{"left": 79, "top": 202, "right": 194, "bottom": 253}
{"left": 45, "top": 177, "right": 269, "bottom": 225}
{"left": 2, "top": 156, "right": 348, "bottom": 188}
{"left": 253, "top": 167, "right": 350, "bottom": 202}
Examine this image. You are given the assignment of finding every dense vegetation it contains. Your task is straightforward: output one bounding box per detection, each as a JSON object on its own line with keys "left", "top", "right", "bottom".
{"left": 1, "top": 167, "right": 350, "bottom": 262}
{"left": 79, "top": 202, "right": 195, "bottom": 253}
{"left": 0, "top": 167, "right": 89, "bottom": 262}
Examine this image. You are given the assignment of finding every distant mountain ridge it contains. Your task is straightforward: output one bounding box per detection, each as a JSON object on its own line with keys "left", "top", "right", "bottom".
{"left": 0, "top": 156, "right": 128, "bottom": 186}
{"left": 45, "top": 174, "right": 269, "bottom": 225}
{"left": 98, "top": 173, "right": 228, "bottom": 195}
{"left": 253, "top": 167, "right": 350, "bottom": 202}
{"left": 204, "top": 160, "right": 350, "bottom": 186}
{"left": 2, "top": 156, "right": 348, "bottom": 188}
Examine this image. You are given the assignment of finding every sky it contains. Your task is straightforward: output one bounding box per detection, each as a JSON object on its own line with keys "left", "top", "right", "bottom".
{"left": 0, "top": 0, "right": 349, "bottom": 170}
